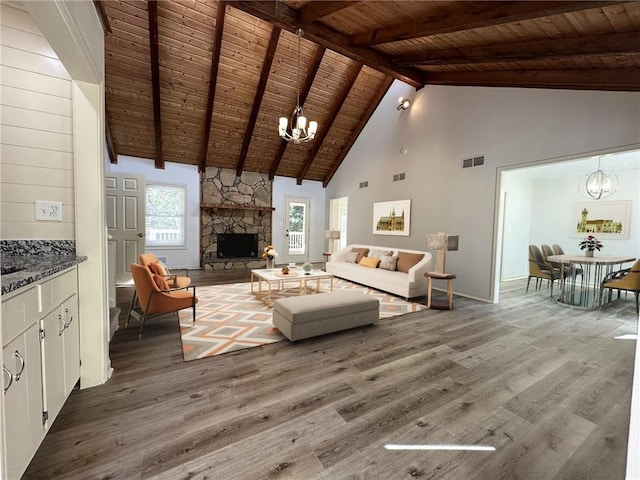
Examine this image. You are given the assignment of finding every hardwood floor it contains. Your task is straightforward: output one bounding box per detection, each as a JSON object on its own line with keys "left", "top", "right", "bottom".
{"left": 23, "top": 271, "right": 637, "bottom": 479}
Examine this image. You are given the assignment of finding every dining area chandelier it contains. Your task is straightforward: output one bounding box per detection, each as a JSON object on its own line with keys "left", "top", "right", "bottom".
{"left": 278, "top": 28, "right": 317, "bottom": 144}
{"left": 578, "top": 155, "right": 619, "bottom": 200}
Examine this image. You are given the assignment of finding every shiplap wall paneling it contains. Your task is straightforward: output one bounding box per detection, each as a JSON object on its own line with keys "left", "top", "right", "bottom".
{"left": 0, "top": 3, "right": 75, "bottom": 240}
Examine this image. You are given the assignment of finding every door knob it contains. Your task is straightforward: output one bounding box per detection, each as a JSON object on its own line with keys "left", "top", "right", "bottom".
{"left": 138, "top": 233, "right": 144, "bottom": 237}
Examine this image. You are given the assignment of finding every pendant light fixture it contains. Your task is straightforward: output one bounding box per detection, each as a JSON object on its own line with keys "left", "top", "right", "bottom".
{"left": 278, "top": 28, "right": 317, "bottom": 144}
{"left": 578, "top": 155, "right": 619, "bottom": 200}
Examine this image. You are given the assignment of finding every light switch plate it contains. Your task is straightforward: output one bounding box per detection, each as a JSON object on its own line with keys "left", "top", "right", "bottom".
{"left": 35, "top": 201, "right": 63, "bottom": 221}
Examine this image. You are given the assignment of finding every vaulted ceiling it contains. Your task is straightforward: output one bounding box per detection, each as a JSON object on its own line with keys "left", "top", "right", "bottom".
{"left": 100, "top": 1, "right": 640, "bottom": 186}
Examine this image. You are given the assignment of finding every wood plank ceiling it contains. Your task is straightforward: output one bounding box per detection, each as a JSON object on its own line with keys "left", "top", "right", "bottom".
{"left": 102, "top": 1, "right": 640, "bottom": 186}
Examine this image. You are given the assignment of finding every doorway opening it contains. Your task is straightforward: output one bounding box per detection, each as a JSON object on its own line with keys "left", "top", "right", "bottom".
{"left": 329, "top": 196, "right": 348, "bottom": 253}
{"left": 283, "top": 196, "right": 310, "bottom": 264}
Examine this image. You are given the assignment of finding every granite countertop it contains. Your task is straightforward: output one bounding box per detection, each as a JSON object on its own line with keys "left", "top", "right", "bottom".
{"left": 1, "top": 255, "right": 87, "bottom": 296}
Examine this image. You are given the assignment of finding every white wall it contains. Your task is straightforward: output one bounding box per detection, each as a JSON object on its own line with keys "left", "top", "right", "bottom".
{"left": 326, "top": 81, "right": 640, "bottom": 301}
{"left": 106, "top": 155, "right": 201, "bottom": 269}
{"left": 273, "top": 176, "right": 326, "bottom": 263}
{"left": 0, "top": 2, "right": 74, "bottom": 239}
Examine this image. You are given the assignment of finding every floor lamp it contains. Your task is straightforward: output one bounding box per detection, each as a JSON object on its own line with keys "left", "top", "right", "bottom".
{"left": 426, "top": 232, "right": 459, "bottom": 274}
{"left": 325, "top": 230, "right": 341, "bottom": 254}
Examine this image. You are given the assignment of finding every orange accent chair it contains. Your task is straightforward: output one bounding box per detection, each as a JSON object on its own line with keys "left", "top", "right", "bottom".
{"left": 601, "top": 259, "right": 640, "bottom": 316}
{"left": 129, "top": 253, "right": 192, "bottom": 321}
{"left": 139, "top": 253, "right": 191, "bottom": 288}
{"left": 126, "top": 263, "right": 198, "bottom": 339}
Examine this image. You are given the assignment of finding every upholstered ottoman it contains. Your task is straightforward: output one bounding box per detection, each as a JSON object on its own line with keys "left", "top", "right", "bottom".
{"left": 272, "top": 291, "right": 379, "bottom": 341}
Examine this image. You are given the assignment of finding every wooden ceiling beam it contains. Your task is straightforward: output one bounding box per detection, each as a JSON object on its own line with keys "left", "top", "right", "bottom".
{"left": 297, "top": 62, "right": 363, "bottom": 185}
{"left": 93, "top": 1, "right": 112, "bottom": 34}
{"left": 269, "top": 45, "right": 326, "bottom": 180}
{"left": 424, "top": 69, "right": 640, "bottom": 91}
{"left": 199, "top": 1, "right": 227, "bottom": 173}
{"left": 147, "top": 0, "right": 164, "bottom": 169}
{"left": 298, "top": 1, "right": 357, "bottom": 24}
{"left": 350, "top": 1, "right": 631, "bottom": 47}
{"left": 236, "top": 26, "right": 281, "bottom": 177}
{"left": 105, "top": 117, "right": 117, "bottom": 163}
{"left": 229, "top": 1, "right": 425, "bottom": 89}
{"left": 394, "top": 32, "right": 640, "bottom": 66}
{"left": 323, "top": 76, "right": 393, "bottom": 188}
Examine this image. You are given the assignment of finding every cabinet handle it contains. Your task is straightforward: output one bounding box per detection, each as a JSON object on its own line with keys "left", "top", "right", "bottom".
{"left": 13, "top": 350, "right": 25, "bottom": 381}
{"left": 64, "top": 307, "right": 74, "bottom": 329}
{"left": 58, "top": 313, "right": 65, "bottom": 335}
{"left": 3, "top": 366, "right": 13, "bottom": 394}
{"left": 59, "top": 308, "right": 73, "bottom": 335}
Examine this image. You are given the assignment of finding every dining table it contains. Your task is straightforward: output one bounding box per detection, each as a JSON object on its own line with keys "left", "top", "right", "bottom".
{"left": 546, "top": 254, "right": 636, "bottom": 309}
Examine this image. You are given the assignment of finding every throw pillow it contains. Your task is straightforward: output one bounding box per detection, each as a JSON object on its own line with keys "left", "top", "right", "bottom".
{"left": 153, "top": 274, "right": 170, "bottom": 291}
{"left": 359, "top": 256, "right": 380, "bottom": 268}
{"left": 367, "top": 249, "right": 393, "bottom": 259}
{"left": 379, "top": 255, "right": 398, "bottom": 271}
{"left": 396, "top": 252, "right": 425, "bottom": 273}
{"left": 156, "top": 261, "right": 171, "bottom": 276}
{"left": 148, "top": 262, "right": 162, "bottom": 275}
{"left": 351, "top": 247, "right": 369, "bottom": 263}
{"left": 344, "top": 252, "right": 359, "bottom": 263}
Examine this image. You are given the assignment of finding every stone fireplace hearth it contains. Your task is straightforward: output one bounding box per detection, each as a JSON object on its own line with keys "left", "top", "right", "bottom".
{"left": 201, "top": 167, "right": 273, "bottom": 271}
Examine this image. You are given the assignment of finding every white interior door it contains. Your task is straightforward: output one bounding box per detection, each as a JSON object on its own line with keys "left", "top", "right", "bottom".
{"left": 283, "top": 196, "right": 310, "bottom": 265}
{"left": 105, "top": 173, "right": 145, "bottom": 284}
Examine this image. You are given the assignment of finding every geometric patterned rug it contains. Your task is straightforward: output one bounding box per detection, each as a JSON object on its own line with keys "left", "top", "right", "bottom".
{"left": 178, "top": 277, "right": 426, "bottom": 362}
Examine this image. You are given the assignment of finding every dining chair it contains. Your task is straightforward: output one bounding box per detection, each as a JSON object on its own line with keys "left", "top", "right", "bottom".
{"left": 551, "top": 243, "right": 584, "bottom": 280}
{"left": 601, "top": 259, "right": 640, "bottom": 316}
{"left": 126, "top": 263, "right": 198, "bottom": 339}
{"left": 527, "top": 245, "right": 560, "bottom": 296}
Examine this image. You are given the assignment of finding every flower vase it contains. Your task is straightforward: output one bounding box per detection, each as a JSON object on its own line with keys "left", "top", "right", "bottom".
{"left": 585, "top": 250, "right": 594, "bottom": 257}
{"left": 266, "top": 257, "right": 275, "bottom": 269}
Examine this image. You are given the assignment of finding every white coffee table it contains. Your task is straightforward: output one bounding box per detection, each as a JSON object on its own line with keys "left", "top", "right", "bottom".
{"left": 250, "top": 268, "right": 334, "bottom": 306}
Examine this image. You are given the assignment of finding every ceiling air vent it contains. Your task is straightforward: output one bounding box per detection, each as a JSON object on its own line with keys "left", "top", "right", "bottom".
{"left": 462, "top": 158, "right": 473, "bottom": 168}
{"left": 393, "top": 173, "right": 406, "bottom": 182}
{"left": 359, "top": 181, "right": 369, "bottom": 188}
{"left": 473, "top": 156, "right": 485, "bottom": 166}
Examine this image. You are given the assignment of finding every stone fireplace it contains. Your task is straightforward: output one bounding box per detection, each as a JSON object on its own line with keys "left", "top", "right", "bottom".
{"left": 201, "top": 167, "right": 273, "bottom": 271}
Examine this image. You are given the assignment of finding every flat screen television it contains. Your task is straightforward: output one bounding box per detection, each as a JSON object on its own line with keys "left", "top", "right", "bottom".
{"left": 216, "top": 233, "right": 259, "bottom": 258}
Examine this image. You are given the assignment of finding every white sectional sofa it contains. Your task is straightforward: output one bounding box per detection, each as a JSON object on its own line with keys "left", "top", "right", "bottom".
{"left": 326, "top": 244, "right": 432, "bottom": 299}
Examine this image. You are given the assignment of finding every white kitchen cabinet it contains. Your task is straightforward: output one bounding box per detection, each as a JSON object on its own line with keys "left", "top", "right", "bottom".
{"left": 3, "top": 323, "right": 43, "bottom": 480}
{"left": 61, "top": 295, "right": 80, "bottom": 396}
{"left": 1, "top": 266, "right": 80, "bottom": 479}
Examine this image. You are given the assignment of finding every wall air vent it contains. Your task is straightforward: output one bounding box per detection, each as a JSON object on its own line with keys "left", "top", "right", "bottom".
{"left": 359, "top": 181, "right": 369, "bottom": 188}
{"left": 462, "top": 155, "right": 485, "bottom": 168}
{"left": 393, "top": 173, "right": 406, "bottom": 182}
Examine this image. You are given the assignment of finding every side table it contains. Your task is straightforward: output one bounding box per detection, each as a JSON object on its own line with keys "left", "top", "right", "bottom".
{"left": 425, "top": 272, "right": 456, "bottom": 310}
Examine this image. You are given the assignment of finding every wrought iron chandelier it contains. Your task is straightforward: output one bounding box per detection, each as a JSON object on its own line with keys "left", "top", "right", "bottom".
{"left": 578, "top": 155, "right": 619, "bottom": 200}
{"left": 278, "top": 28, "right": 317, "bottom": 144}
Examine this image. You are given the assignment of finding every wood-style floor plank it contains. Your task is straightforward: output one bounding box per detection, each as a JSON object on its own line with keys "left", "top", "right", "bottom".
{"left": 22, "top": 271, "right": 637, "bottom": 480}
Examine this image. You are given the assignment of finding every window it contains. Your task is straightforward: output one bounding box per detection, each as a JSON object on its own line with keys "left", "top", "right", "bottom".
{"left": 145, "top": 184, "right": 186, "bottom": 247}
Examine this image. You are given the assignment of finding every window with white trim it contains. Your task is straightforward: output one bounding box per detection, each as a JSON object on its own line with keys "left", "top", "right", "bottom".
{"left": 145, "top": 184, "right": 186, "bottom": 247}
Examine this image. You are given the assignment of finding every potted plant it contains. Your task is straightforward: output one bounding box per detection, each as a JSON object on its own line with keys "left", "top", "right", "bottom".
{"left": 261, "top": 245, "right": 278, "bottom": 269}
{"left": 578, "top": 235, "right": 603, "bottom": 257}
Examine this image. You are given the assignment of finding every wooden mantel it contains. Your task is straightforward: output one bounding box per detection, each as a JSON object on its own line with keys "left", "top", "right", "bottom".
{"left": 200, "top": 203, "right": 275, "bottom": 213}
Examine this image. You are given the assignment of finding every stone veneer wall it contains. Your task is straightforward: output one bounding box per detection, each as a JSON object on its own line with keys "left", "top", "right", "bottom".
{"left": 201, "top": 167, "right": 272, "bottom": 271}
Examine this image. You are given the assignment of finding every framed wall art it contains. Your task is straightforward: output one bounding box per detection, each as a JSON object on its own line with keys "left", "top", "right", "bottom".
{"left": 571, "top": 200, "right": 631, "bottom": 239}
{"left": 372, "top": 199, "right": 411, "bottom": 236}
